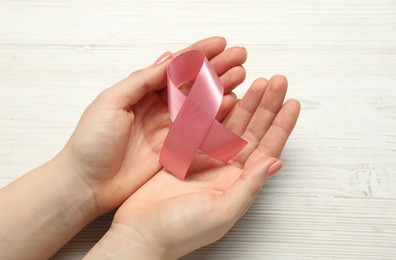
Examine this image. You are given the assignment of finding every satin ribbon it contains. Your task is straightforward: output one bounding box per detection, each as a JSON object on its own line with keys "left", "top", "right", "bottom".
{"left": 159, "top": 50, "right": 247, "bottom": 179}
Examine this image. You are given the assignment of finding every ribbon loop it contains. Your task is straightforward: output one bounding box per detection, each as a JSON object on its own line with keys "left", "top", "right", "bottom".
{"left": 160, "top": 50, "right": 247, "bottom": 179}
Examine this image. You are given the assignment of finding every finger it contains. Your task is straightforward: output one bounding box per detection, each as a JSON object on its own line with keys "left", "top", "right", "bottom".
{"left": 171, "top": 40, "right": 244, "bottom": 96}
{"left": 223, "top": 78, "right": 268, "bottom": 135}
{"left": 221, "top": 156, "right": 279, "bottom": 222}
{"left": 160, "top": 58, "right": 245, "bottom": 107}
{"left": 210, "top": 47, "right": 247, "bottom": 76}
{"left": 257, "top": 99, "right": 301, "bottom": 158}
{"left": 176, "top": 42, "right": 247, "bottom": 93}
{"left": 106, "top": 37, "right": 227, "bottom": 109}
{"left": 173, "top": 36, "right": 227, "bottom": 61}
{"left": 175, "top": 42, "right": 245, "bottom": 96}
{"left": 220, "top": 66, "right": 246, "bottom": 94}
{"left": 105, "top": 60, "right": 171, "bottom": 109}
{"left": 157, "top": 71, "right": 241, "bottom": 121}
{"left": 158, "top": 65, "right": 245, "bottom": 107}
{"left": 235, "top": 75, "right": 288, "bottom": 162}
{"left": 231, "top": 76, "right": 289, "bottom": 165}
{"left": 216, "top": 93, "right": 237, "bottom": 121}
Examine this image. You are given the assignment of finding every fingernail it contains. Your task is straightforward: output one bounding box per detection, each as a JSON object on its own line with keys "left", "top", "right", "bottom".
{"left": 267, "top": 160, "right": 282, "bottom": 178}
{"left": 154, "top": 51, "right": 172, "bottom": 65}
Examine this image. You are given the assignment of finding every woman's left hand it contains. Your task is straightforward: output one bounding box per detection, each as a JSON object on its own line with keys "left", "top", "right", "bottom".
{"left": 59, "top": 37, "right": 248, "bottom": 215}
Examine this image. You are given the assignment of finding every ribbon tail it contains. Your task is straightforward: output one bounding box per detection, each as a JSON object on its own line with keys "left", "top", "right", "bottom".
{"left": 200, "top": 120, "right": 247, "bottom": 162}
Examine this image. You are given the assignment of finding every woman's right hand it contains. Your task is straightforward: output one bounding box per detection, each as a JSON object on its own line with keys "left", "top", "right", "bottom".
{"left": 86, "top": 75, "right": 300, "bottom": 259}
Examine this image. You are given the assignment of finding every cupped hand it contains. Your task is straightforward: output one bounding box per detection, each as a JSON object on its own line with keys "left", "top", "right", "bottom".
{"left": 111, "top": 76, "right": 301, "bottom": 259}
{"left": 58, "top": 37, "right": 248, "bottom": 215}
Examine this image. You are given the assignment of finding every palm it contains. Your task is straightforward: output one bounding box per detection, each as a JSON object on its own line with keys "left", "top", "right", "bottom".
{"left": 114, "top": 92, "right": 169, "bottom": 183}
{"left": 114, "top": 75, "right": 300, "bottom": 257}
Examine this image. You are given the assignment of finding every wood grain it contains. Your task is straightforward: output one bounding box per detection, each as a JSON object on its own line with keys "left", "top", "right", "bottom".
{"left": 0, "top": 0, "right": 395, "bottom": 258}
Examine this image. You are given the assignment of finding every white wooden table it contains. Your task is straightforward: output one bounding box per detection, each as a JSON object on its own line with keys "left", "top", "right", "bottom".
{"left": 1, "top": 0, "right": 395, "bottom": 259}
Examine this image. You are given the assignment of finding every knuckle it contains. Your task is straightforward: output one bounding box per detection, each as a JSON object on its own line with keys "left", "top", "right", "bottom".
{"left": 128, "top": 68, "right": 143, "bottom": 78}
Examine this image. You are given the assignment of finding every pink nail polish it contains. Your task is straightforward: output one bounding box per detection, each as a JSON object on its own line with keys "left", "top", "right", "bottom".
{"left": 267, "top": 160, "right": 282, "bottom": 177}
{"left": 154, "top": 51, "right": 172, "bottom": 65}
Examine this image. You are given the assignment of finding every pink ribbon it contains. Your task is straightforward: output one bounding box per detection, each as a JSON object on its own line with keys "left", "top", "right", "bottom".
{"left": 159, "top": 50, "right": 247, "bottom": 179}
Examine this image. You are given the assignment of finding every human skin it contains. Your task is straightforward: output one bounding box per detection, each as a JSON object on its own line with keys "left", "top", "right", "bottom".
{"left": 0, "top": 37, "right": 251, "bottom": 259}
{"left": 85, "top": 75, "right": 301, "bottom": 258}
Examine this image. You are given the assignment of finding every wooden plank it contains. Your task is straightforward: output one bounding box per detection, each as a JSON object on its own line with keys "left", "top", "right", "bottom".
{"left": 0, "top": 0, "right": 395, "bottom": 258}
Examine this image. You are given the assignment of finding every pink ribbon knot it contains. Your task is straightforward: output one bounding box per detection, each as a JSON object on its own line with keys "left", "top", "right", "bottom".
{"left": 159, "top": 50, "right": 247, "bottom": 179}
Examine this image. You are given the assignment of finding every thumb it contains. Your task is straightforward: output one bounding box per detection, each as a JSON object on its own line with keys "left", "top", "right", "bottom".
{"left": 223, "top": 157, "right": 281, "bottom": 222}
{"left": 105, "top": 52, "right": 173, "bottom": 109}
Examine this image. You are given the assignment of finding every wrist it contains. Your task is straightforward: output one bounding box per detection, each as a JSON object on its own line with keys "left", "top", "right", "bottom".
{"left": 52, "top": 152, "right": 99, "bottom": 221}
{"left": 0, "top": 154, "right": 99, "bottom": 259}
{"left": 85, "top": 223, "right": 169, "bottom": 260}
